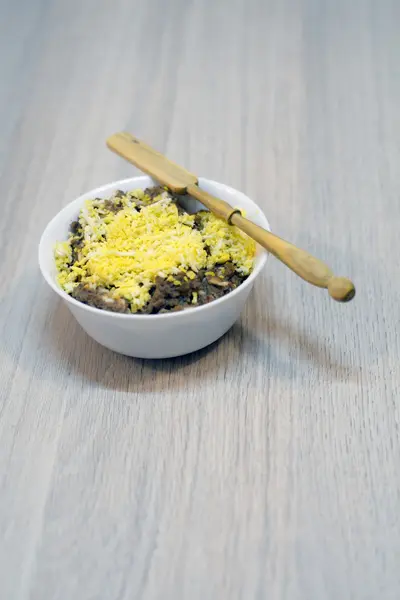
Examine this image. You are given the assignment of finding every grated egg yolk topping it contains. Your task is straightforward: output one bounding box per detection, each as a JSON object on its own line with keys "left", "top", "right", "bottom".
{"left": 55, "top": 190, "right": 256, "bottom": 312}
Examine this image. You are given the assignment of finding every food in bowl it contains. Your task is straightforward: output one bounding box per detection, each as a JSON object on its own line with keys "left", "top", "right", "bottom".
{"left": 54, "top": 186, "right": 256, "bottom": 314}
{"left": 39, "top": 176, "right": 270, "bottom": 358}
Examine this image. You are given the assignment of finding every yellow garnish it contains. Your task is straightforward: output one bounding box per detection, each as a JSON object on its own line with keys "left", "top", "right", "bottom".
{"left": 55, "top": 190, "right": 256, "bottom": 312}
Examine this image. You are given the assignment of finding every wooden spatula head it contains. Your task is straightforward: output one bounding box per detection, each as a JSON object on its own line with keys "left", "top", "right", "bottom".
{"left": 106, "top": 132, "right": 198, "bottom": 194}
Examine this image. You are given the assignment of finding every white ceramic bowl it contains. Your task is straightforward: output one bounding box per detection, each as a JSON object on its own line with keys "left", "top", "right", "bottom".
{"left": 39, "top": 176, "right": 270, "bottom": 358}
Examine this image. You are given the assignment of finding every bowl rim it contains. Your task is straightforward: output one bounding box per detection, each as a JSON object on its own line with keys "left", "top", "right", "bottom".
{"left": 38, "top": 176, "right": 270, "bottom": 321}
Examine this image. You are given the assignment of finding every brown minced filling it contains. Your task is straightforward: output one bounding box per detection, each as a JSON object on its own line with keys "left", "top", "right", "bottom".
{"left": 72, "top": 263, "right": 246, "bottom": 314}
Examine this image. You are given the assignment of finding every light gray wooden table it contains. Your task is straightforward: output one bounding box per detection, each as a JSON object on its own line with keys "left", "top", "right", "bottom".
{"left": 1, "top": 0, "right": 399, "bottom": 598}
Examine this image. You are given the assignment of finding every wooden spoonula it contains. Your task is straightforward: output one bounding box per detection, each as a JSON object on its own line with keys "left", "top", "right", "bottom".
{"left": 106, "top": 132, "right": 355, "bottom": 302}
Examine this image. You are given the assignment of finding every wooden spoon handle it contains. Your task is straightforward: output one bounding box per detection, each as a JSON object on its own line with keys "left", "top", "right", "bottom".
{"left": 189, "top": 185, "right": 355, "bottom": 302}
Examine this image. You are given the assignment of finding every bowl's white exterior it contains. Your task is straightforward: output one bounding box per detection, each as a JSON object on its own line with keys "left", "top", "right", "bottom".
{"left": 39, "top": 176, "right": 270, "bottom": 359}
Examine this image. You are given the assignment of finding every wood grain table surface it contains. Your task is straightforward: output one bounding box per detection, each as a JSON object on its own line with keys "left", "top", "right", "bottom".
{"left": 1, "top": 0, "right": 399, "bottom": 598}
